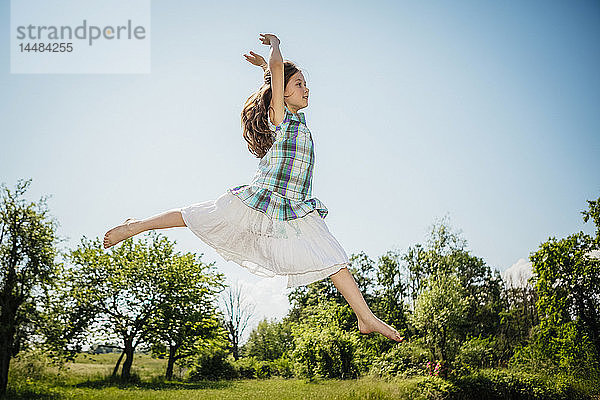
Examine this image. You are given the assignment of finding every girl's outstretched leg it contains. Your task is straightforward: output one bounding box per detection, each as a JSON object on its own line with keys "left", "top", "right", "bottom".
{"left": 329, "top": 266, "right": 404, "bottom": 342}
{"left": 103, "top": 209, "right": 186, "bottom": 249}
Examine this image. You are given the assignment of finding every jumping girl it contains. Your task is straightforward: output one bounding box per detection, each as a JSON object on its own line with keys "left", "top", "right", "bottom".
{"left": 103, "top": 33, "right": 403, "bottom": 343}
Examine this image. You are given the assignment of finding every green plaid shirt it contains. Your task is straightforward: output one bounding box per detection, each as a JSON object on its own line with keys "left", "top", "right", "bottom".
{"left": 229, "top": 106, "right": 328, "bottom": 220}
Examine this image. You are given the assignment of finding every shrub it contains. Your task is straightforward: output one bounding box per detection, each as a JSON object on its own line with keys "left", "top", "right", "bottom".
{"left": 449, "top": 368, "right": 596, "bottom": 400}
{"left": 368, "top": 339, "right": 428, "bottom": 379}
{"left": 291, "top": 325, "right": 367, "bottom": 380}
{"left": 271, "top": 355, "right": 294, "bottom": 378}
{"left": 230, "top": 355, "right": 295, "bottom": 379}
{"left": 454, "top": 334, "right": 499, "bottom": 375}
{"left": 187, "top": 348, "right": 236, "bottom": 381}
{"left": 232, "top": 356, "right": 258, "bottom": 379}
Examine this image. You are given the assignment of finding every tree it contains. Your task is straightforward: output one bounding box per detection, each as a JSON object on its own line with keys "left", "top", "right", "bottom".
{"left": 219, "top": 283, "right": 256, "bottom": 361}
{"left": 285, "top": 252, "right": 376, "bottom": 327}
{"left": 497, "top": 278, "right": 539, "bottom": 364}
{"left": 403, "top": 214, "right": 503, "bottom": 340}
{"left": 401, "top": 243, "right": 428, "bottom": 311}
{"left": 402, "top": 214, "right": 468, "bottom": 310}
{"left": 0, "top": 179, "right": 60, "bottom": 396}
{"left": 67, "top": 231, "right": 224, "bottom": 380}
{"left": 373, "top": 251, "right": 409, "bottom": 343}
{"left": 243, "top": 317, "right": 293, "bottom": 361}
{"left": 519, "top": 196, "right": 600, "bottom": 376}
{"left": 147, "top": 252, "right": 227, "bottom": 380}
{"left": 411, "top": 272, "right": 469, "bottom": 367}
{"left": 289, "top": 300, "right": 369, "bottom": 380}
{"left": 451, "top": 250, "right": 504, "bottom": 339}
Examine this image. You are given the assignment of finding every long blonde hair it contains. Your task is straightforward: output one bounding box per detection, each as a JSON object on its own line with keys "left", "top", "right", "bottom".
{"left": 241, "top": 61, "right": 301, "bottom": 158}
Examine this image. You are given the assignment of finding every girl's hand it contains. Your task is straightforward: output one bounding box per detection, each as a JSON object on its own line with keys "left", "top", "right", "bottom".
{"left": 259, "top": 33, "right": 280, "bottom": 46}
{"left": 243, "top": 51, "right": 267, "bottom": 69}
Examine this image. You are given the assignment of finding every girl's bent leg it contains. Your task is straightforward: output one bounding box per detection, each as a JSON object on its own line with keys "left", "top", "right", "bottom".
{"left": 103, "top": 209, "right": 186, "bottom": 249}
{"left": 329, "top": 266, "right": 404, "bottom": 342}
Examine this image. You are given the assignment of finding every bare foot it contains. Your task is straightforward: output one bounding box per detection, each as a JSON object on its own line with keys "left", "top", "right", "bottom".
{"left": 358, "top": 315, "right": 404, "bottom": 342}
{"left": 103, "top": 218, "right": 138, "bottom": 249}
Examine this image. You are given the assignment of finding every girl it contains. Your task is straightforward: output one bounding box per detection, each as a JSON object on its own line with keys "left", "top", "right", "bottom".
{"left": 104, "top": 33, "right": 403, "bottom": 343}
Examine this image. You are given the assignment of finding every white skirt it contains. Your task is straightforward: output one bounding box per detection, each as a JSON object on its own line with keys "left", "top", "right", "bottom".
{"left": 179, "top": 191, "right": 349, "bottom": 288}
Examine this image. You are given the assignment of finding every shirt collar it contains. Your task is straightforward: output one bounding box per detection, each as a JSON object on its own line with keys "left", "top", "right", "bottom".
{"left": 285, "top": 106, "right": 306, "bottom": 125}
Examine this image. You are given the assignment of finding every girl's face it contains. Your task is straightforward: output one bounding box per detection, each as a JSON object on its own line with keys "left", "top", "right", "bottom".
{"left": 284, "top": 71, "right": 309, "bottom": 112}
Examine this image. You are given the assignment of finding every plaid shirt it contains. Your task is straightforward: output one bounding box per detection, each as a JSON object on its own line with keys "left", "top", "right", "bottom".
{"left": 229, "top": 106, "right": 328, "bottom": 220}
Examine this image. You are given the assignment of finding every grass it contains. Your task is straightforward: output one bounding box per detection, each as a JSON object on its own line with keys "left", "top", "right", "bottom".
{"left": 10, "top": 376, "right": 431, "bottom": 400}
{"left": 6, "top": 352, "right": 430, "bottom": 400}
{"left": 7, "top": 352, "right": 599, "bottom": 400}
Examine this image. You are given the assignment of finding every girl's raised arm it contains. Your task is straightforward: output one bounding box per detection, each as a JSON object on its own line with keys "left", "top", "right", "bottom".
{"left": 260, "top": 33, "right": 285, "bottom": 126}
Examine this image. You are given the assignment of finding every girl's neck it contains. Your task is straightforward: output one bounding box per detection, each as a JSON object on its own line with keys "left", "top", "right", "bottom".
{"left": 286, "top": 104, "right": 300, "bottom": 114}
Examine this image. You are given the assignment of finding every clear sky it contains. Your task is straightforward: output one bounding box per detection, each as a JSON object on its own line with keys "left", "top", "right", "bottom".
{"left": 2, "top": 0, "right": 599, "bottom": 344}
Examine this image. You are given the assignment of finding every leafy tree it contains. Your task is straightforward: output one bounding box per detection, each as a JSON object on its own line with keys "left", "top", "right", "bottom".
{"left": 403, "top": 215, "right": 504, "bottom": 341}
{"left": 497, "top": 277, "right": 539, "bottom": 364}
{"left": 515, "top": 196, "right": 600, "bottom": 377}
{"left": 411, "top": 272, "right": 469, "bottom": 367}
{"left": 290, "top": 300, "right": 369, "bottom": 380}
{"left": 0, "top": 179, "right": 60, "bottom": 396}
{"left": 147, "top": 251, "right": 227, "bottom": 380}
{"left": 401, "top": 243, "right": 428, "bottom": 311}
{"left": 67, "top": 231, "right": 224, "bottom": 380}
{"left": 374, "top": 251, "right": 408, "bottom": 329}
{"left": 451, "top": 250, "right": 504, "bottom": 339}
{"left": 285, "top": 252, "right": 378, "bottom": 329}
{"left": 242, "top": 317, "right": 293, "bottom": 361}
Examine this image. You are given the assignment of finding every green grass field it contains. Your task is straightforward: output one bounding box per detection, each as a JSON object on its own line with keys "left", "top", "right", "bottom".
{"left": 8, "top": 352, "right": 598, "bottom": 400}
{"left": 7, "top": 352, "right": 431, "bottom": 400}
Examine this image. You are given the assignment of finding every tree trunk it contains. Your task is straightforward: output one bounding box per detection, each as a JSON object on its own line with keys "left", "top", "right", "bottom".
{"left": 0, "top": 340, "right": 11, "bottom": 397}
{"left": 0, "top": 304, "right": 18, "bottom": 396}
{"left": 0, "top": 265, "right": 19, "bottom": 396}
{"left": 165, "top": 345, "right": 177, "bottom": 380}
{"left": 112, "top": 350, "right": 125, "bottom": 377}
{"left": 121, "top": 341, "right": 135, "bottom": 380}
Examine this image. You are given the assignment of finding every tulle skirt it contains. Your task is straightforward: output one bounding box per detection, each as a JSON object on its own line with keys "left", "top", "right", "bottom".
{"left": 179, "top": 191, "right": 349, "bottom": 288}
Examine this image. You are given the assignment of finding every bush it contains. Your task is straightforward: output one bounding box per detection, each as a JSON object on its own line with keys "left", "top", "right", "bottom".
{"left": 509, "top": 323, "right": 600, "bottom": 382}
{"left": 454, "top": 334, "right": 500, "bottom": 374}
{"left": 230, "top": 355, "right": 295, "bottom": 379}
{"left": 291, "top": 325, "right": 368, "bottom": 380}
{"left": 231, "top": 356, "right": 257, "bottom": 379}
{"left": 271, "top": 355, "right": 294, "bottom": 378}
{"left": 449, "top": 369, "right": 597, "bottom": 400}
{"left": 187, "top": 348, "right": 237, "bottom": 381}
{"left": 368, "top": 339, "right": 429, "bottom": 379}
{"left": 7, "top": 348, "right": 66, "bottom": 384}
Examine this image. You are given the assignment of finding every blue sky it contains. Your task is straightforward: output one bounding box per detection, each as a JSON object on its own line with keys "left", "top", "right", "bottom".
{"left": 2, "top": 0, "right": 599, "bottom": 343}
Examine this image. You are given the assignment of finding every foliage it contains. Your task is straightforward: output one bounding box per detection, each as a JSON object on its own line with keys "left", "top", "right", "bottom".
{"left": 187, "top": 346, "right": 237, "bottom": 381}
{"left": 368, "top": 338, "right": 429, "bottom": 379}
{"left": 0, "top": 178, "right": 61, "bottom": 395}
{"left": 65, "top": 231, "right": 226, "bottom": 380}
{"left": 289, "top": 301, "right": 370, "bottom": 380}
{"left": 403, "top": 215, "right": 505, "bottom": 343}
{"left": 496, "top": 279, "right": 539, "bottom": 365}
{"left": 449, "top": 368, "right": 597, "bottom": 400}
{"left": 510, "top": 196, "right": 600, "bottom": 380}
{"left": 146, "top": 250, "right": 227, "bottom": 379}
{"left": 454, "top": 334, "right": 500, "bottom": 374}
{"left": 231, "top": 354, "right": 295, "bottom": 379}
{"left": 410, "top": 271, "right": 469, "bottom": 366}
{"left": 372, "top": 251, "right": 409, "bottom": 339}
{"left": 242, "top": 317, "right": 294, "bottom": 361}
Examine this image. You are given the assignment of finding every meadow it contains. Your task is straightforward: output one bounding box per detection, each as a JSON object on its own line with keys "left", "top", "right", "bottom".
{"left": 8, "top": 352, "right": 597, "bottom": 400}
{"left": 7, "top": 352, "right": 435, "bottom": 400}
